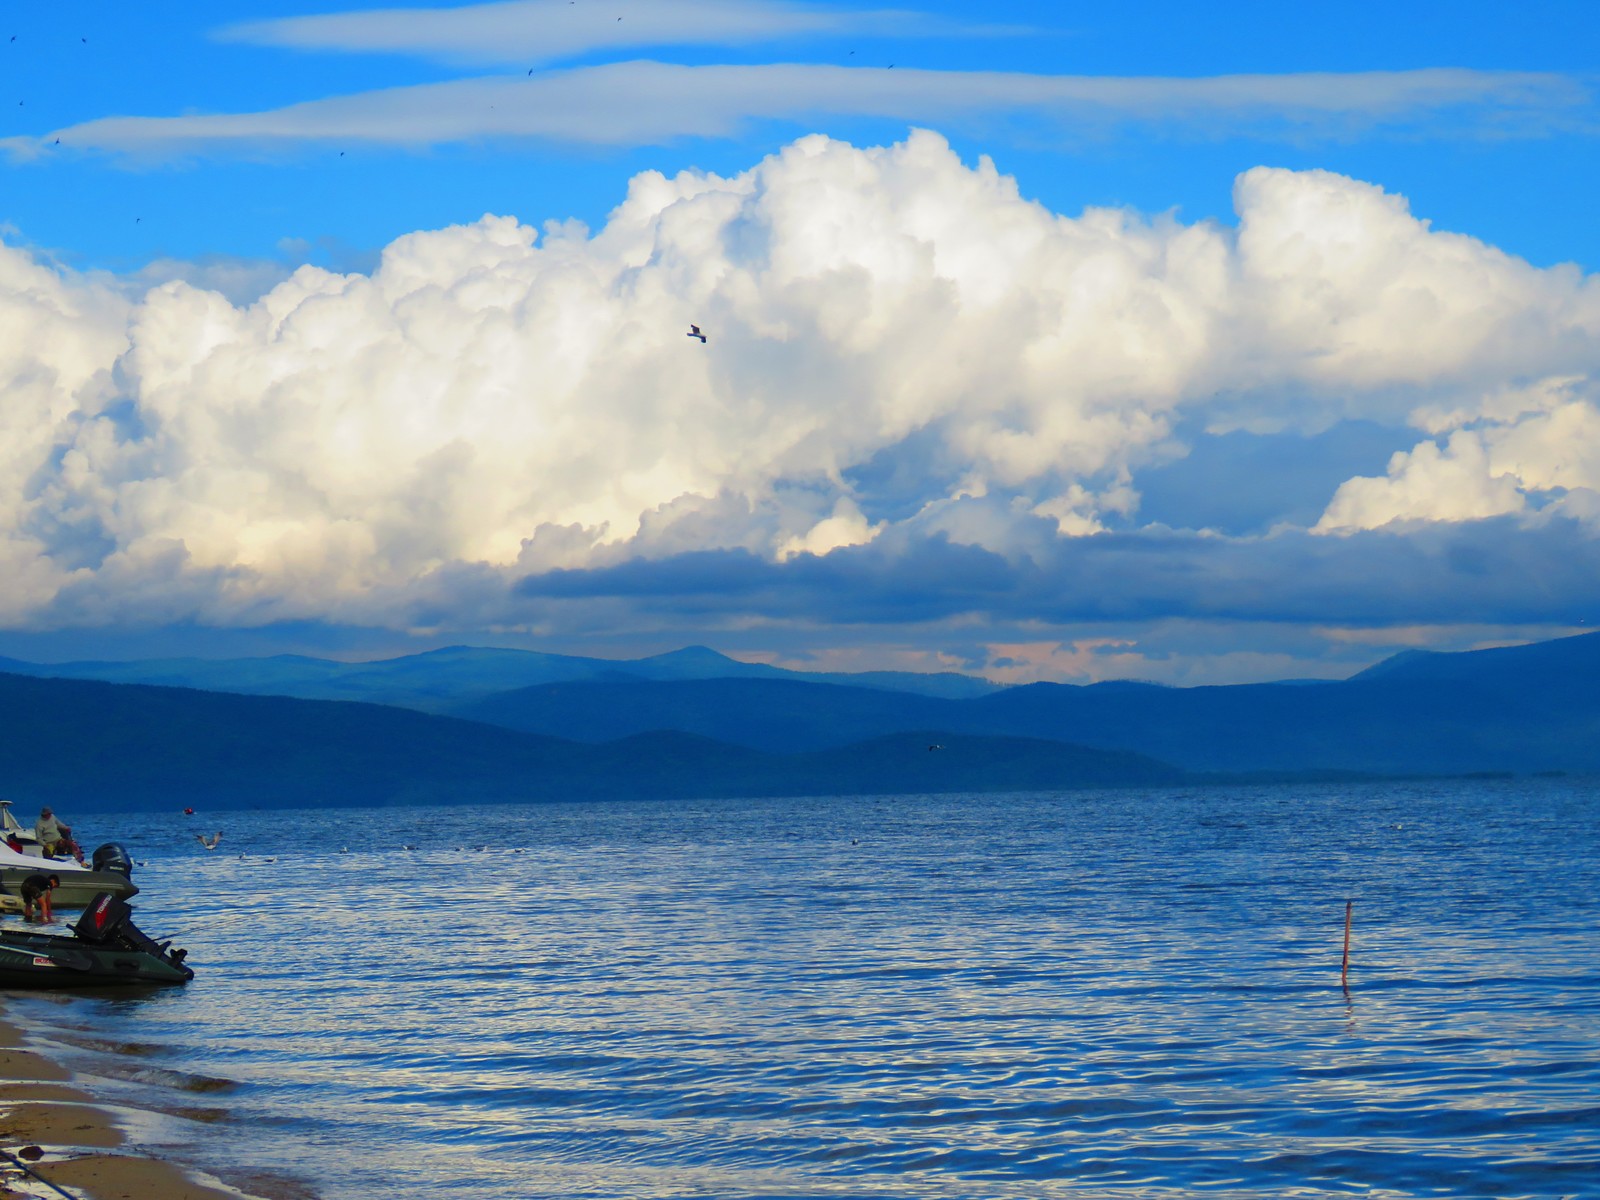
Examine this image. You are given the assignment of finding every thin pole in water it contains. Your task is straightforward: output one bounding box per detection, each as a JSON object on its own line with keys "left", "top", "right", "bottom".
{"left": 1341, "top": 899, "right": 1354, "bottom": 988}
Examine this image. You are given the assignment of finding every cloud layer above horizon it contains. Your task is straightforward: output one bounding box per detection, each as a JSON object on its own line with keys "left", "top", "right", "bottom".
{"left": 2, "top": 131, "right": 1598, "bottom": 674}
{"left": 216, "top": 0, "right": 962, "bottom": 67}
{"left": 15, "top": 64, "right": 1583, "bottom": 160}
{"left": 8, "top": 0, "right": 1589, "bottom": 163}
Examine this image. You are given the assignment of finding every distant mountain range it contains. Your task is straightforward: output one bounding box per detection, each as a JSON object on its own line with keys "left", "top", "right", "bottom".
{"left": 0, "top": 673, "right": 1178, "bottom": 811}
{"left": 1, "top": 631, "right": 1595, "bottom": 810}
{"left": 0, "top": 644, "right": 999, "bottom": 709}
{"left": 452, "top": 631, "right": 1600, "bottom": 774}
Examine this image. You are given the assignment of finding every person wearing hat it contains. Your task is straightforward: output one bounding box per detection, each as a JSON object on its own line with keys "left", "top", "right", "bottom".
{"left": 34, "top": 806, "right": 82, "bottom": 862}
{"left": 20, "top": 872, "right": 60, "bottom": 923}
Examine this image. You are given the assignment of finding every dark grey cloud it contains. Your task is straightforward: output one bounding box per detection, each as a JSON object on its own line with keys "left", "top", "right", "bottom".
{"left": 520, "top": 535, "right": 1018, "bottom": 620}
{"left": 514, "top": 514, "right": 1600, "bottom": 629}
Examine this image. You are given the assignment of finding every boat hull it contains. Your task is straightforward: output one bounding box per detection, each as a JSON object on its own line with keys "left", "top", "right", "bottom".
{"left": 0, "top": 865, "right": 138, "bottom": 908}
{"left": 0, "top": 926, "right": 191, "bottom": 986}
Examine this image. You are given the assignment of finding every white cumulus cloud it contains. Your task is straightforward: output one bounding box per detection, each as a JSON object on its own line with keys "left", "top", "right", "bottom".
{"left": 1317, "top": 381, "right": 1600, "bottom": 531}
{"left": 1, "top": 131, "right": 1598, "bottom": 634}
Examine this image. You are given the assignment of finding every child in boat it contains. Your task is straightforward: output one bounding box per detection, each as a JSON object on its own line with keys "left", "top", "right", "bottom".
{"left": 20, "top": 873, "right": 59, "bottom": 923}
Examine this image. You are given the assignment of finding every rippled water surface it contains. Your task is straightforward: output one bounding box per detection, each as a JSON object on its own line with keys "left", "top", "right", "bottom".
{"left": 9, "top": 779, "right": 1600, "bottom": 1199}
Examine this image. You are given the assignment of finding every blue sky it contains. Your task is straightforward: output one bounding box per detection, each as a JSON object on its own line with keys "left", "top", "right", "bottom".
{"left": 7, "top": 1, "right": 1598, "bottom": 273}
{"left": 0, "top": 0, "right": 1597, "bottom": 682}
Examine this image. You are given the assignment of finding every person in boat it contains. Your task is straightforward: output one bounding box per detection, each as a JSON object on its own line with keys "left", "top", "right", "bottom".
{"left": 34, "top": 806, "right": 82, "bottom": 862}
{"left": 4, "top": 833, "right": 22, "bottom": 853}
{"left": 20, "top": 872, "right": 59, "bottom": 923}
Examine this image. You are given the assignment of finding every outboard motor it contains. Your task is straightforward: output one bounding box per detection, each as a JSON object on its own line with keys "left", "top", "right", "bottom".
{"left": 92, "top": 842, "right": 134, "bottom": 878}
{"left": 74, "top": 892, "right": 193, "bottom": 979}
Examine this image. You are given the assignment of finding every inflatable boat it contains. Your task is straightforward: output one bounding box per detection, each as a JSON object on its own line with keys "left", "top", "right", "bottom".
{"left": 0, "top": 893, "right": 193, "bottom": 987}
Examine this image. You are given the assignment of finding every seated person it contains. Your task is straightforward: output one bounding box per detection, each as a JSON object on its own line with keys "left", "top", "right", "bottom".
{"left": 34, "top": 806, "right": 82, "bottom": 862}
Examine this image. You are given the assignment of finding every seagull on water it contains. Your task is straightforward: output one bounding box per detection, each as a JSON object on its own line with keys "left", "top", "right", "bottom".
{"left": 687, "top": 324, "right": 707, "bottom": 343}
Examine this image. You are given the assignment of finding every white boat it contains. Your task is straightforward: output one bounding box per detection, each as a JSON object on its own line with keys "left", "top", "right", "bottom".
{"left": 0, "top": 799, "right": 42, "bottom": 851}
{"left": 0, "top": 843, "right": 140, "bottom": 908}
{"left": 0, "top": 802, "right": 140, "bottom": 908}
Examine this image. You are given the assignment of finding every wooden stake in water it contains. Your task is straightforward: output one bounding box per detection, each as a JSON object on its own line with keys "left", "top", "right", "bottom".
{"left": 1341, "top": 899, "right": 1354, "bottom": 987}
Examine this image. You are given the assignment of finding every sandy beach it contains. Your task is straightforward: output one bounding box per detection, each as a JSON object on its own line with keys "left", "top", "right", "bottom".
{"left": 1, "top": 1005, "right": 295, "bottom": 1200}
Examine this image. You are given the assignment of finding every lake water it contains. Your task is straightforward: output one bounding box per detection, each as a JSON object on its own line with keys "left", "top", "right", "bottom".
{"left": 6, "top": 779, "right": 1599, "bottom": 1199}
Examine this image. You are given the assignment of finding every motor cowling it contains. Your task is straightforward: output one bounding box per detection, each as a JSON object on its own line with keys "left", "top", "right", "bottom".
{"left": 75, "top": 892, "right": 134, "bottom": 943}
{"left": 91, "top": 842, "right": 134, "bottom": 878}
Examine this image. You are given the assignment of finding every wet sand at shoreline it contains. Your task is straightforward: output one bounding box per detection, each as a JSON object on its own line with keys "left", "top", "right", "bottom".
{"left": 1, "top": 1007, "right": 303, "bottom": 1200}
